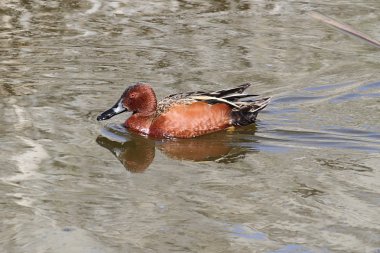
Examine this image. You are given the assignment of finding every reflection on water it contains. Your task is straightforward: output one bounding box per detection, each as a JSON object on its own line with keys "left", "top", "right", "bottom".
{"left": 96, "top": 129, "right": 155, "bottom": 173}
{"left": 96, "top": 124, "right": 253, "bottom": 172}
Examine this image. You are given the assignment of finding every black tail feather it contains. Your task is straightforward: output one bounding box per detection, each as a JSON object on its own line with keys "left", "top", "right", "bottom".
{"left": 231, "top": 97, "right": 270, "bottom": 126}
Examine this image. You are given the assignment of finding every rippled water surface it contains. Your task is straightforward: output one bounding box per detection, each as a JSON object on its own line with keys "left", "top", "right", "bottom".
{"left": 1, "top": 1, "right": 380, "bottom": 252}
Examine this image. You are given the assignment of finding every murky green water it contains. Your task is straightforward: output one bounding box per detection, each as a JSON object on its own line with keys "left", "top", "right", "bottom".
{"left": 1, "top": 1, "right": 379, "bottom": 252}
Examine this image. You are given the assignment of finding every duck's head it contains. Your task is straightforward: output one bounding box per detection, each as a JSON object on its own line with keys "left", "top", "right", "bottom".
{"left": 97, "top": 82, "right": 157, "bottom": 121}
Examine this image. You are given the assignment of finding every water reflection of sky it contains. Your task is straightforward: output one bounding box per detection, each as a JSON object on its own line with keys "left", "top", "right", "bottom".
{"left": 230, "top": 224, "right": 268, "bottom": 240}
{"left": 230, "top": 224, "right": 328, "bottom": 253}
{"left": 270, "top": 244, "right": 319, "bottom": 253}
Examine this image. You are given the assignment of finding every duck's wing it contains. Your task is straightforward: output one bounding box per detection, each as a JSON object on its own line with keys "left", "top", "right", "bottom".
{"left": 157, "top": 83, "right": 268, "bottom": 115}
{"left": 188, "top": 83, "right": 262, "bottom": 108}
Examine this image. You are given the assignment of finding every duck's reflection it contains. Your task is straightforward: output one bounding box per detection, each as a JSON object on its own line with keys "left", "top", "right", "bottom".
{"left": 96, "top": 124, "right": 258, "bottom": 173}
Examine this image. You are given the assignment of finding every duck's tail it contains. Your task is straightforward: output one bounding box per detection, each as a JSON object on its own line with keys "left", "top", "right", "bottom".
{"left": 231, "top": 97, "right": 270, "bottom": 126}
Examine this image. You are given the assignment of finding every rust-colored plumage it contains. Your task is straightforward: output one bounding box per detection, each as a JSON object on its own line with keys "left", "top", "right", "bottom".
{"left": 97, "top": 82, "right": 270, "bottom": 138}
{"left": 149, "top": 102, "right": 231, "bottom": 138}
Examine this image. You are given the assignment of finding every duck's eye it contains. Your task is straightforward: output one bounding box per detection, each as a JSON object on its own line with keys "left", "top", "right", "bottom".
{"left": 129, "top": 92, "right": 137, "bottom": 98}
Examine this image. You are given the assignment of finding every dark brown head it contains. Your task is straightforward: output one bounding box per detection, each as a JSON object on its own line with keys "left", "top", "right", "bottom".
{"left": 97, "top": 82, "right": 157, "bottom": 121}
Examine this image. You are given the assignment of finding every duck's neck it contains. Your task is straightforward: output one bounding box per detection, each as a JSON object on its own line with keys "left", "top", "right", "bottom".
{"left": 137, "top": 87, "right": 157, "bottom": 115}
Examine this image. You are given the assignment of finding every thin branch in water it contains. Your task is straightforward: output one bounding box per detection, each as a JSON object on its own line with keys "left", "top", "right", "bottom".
{"left": 309, "top": 11, "right": 380, "bottom": 49}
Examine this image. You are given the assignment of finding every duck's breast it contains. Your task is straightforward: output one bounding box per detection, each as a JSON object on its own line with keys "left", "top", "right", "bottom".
{"left": 125, "top": 114, "right": 154, "bottom": 135}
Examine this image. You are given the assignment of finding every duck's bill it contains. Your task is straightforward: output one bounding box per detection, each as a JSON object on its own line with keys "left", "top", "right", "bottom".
{"left": 97, "top": 98, "right": 127, "bottom": 121}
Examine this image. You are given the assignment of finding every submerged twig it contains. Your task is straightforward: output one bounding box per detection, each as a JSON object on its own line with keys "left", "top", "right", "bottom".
{"left": 309, "top": 11, "right": 380, "bottom": 49}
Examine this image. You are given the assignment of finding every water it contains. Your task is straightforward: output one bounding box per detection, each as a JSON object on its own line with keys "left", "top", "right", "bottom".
{"left": 1, "top": 1, "right": 379, "bottom": 252}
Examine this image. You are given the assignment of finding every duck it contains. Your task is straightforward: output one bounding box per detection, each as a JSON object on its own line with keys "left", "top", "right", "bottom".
{"left": 97, "top": 82, "right": 270, "bottom": 138}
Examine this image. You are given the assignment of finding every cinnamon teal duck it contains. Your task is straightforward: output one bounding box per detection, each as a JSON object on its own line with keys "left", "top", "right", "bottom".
{"left": 97, "top": 83, "right": 270, "bottom": 138}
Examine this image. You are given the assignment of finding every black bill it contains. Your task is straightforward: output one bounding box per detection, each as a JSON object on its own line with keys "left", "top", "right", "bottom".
{"left": 97, "top": 98, "right": 127, "bottom": 121}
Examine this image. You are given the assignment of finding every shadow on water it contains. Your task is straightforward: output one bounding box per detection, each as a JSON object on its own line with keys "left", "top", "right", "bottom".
{"left": 96, "top": 124, "right": 258, "bottom": 173}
